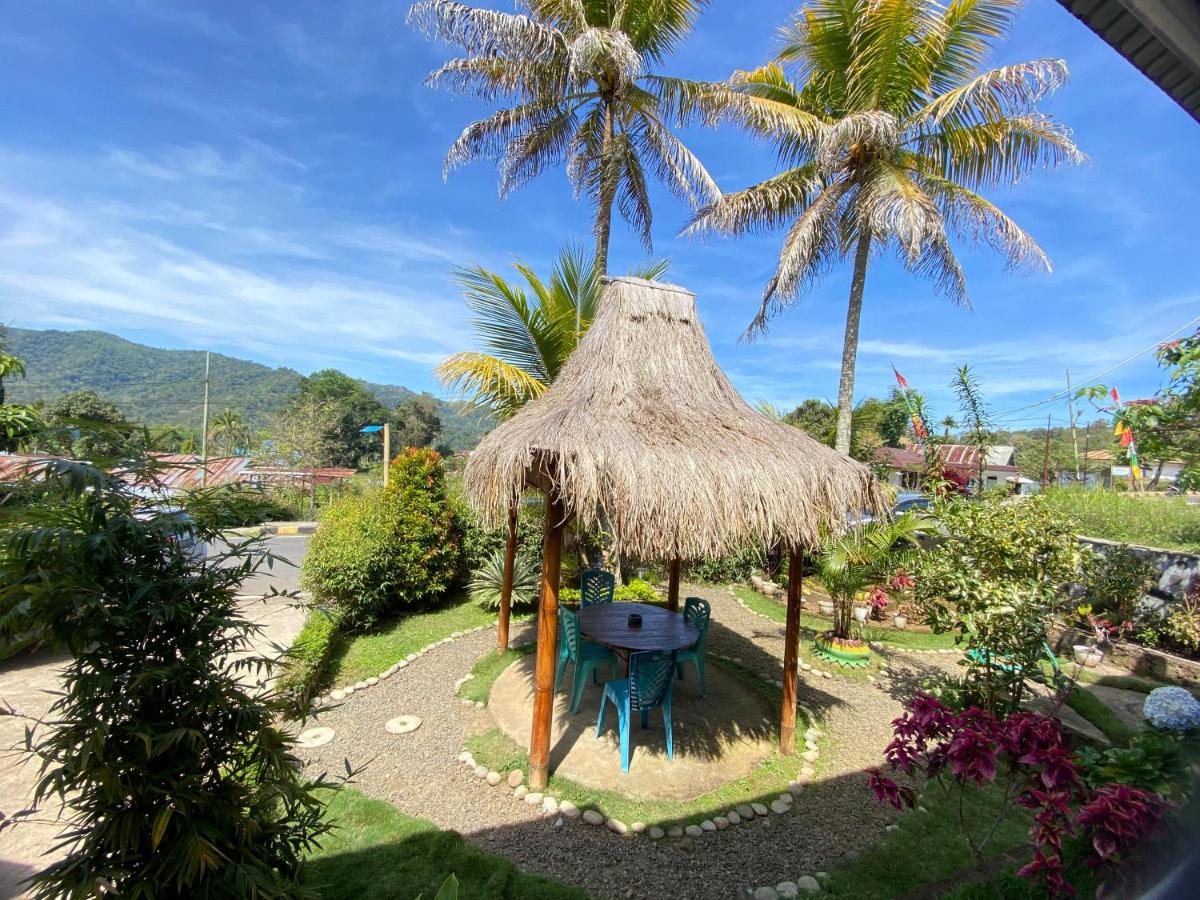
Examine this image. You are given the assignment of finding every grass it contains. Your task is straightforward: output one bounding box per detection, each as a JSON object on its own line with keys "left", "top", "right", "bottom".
{"left": 1063, "top": 686, "right": 1136, "bottom": 744}
{"left": 305, "top": 787, "right": 587, "bottom": 900}
{"left": 460, "top": 643, "right": 535, "bottom": 704}
{"left": 1043, "top": 485, "right": 1200, "bottom": 553}
{"left": 329, "top": 594, "right": 523, "bottom": 686}
{"left": 465, "top": 657, "right": 813, "bottom": 828}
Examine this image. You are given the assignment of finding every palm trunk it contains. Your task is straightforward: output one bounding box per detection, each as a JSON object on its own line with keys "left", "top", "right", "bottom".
{"left": 834, "top": 230, "right": 873, "bottom": 456}
{"left": 593, "top": 98, "right": 617, "bottom": 279}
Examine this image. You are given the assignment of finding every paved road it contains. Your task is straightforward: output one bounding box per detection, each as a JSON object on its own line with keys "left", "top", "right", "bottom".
{"left": 0, "top": 534, "right": 311, "bottom": 898}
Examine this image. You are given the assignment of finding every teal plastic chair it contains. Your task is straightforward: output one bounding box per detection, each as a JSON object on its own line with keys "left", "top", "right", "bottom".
{"left": 596, "top": 650, "right": 677, "bottom": 773}
{"left": 966, "top": 641, "right": 1070, "bottom": 694}
{"left": 555, "top": 607, "right": 617, "bottom": 714}
{"left": 580, "top": 568, "right": 615, "bottom": 606}
{"left": 675, "top": 596, "right": 711, "bottom": 695}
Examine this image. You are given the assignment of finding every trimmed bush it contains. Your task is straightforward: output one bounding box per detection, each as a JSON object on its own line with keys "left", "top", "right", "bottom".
{"left": 615, "top": 578, "right": 658, "bottom": 603}
{"left": 279, "top": 607, "right": 344, "bottom": 704}
{"left": 302, "top": 448, "right": 460, "bottom": 629}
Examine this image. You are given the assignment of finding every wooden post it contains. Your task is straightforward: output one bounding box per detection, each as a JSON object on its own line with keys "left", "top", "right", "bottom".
{"left": 382, "top": 422, "right": 391, "bottom": 488}
{"left": 667, "top": 558, "right": 681, "bottom": 612}
{"left": 497, "top": 503, "right": 519, "bottom": 652}
{"left": 529, "top": 491, "right": 565, "bottom": 791}
{"left": 780, "top": 549, "right": 804, "bottom": 755}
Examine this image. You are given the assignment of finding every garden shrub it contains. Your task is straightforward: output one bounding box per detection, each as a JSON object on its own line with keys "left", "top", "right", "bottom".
{"left": 470, "top": 549, "right": 540, "bottom": 611}
{"left": 302, "top": 448, "right": 461, "bottom": 630}
{"left": 684, "top": 544, "right": 766, "bottom": 583}
{"left": 279, "top": 606, "right": 345, "bottom": 705}
{"left": 0, "top": 447, "right": 338, "bottom": 898}
{"left": 1081, "top": 544, "right": 1155, "bottom": 623}
{"left": 615, "top": 578, "right": 658, "bottom": 603}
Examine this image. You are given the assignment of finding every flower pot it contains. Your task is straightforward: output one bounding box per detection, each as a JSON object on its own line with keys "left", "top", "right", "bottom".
{"left": 818, "top": 600, "right": 835, "bottom": 617}
{"left": 1073, "top": 644, "right": 1105, "bottom": 668}
{"left": 893, "top": 614, "right": 908, "bottom": 630}
{"left": 813, "top": 632, "right": 871, "bottom": 667}
{"left": 853, "top": 606, "right": 869, "bottom": 626}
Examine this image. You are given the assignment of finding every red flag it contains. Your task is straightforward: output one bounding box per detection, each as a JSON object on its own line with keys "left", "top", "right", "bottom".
{"left": 893, "top": 365, "right": 909, "bottom": 389}
{"left": 1110, "top": 387, "right": 1121, "bottom": 405}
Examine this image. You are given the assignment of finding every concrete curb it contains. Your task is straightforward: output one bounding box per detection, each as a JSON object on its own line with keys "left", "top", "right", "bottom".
{"left": 263, "top": 522, "right": 318, "bottom": 536}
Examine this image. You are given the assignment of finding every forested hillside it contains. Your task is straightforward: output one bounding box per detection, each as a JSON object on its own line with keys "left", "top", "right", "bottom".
{"left": 5, "top": 327, "right": 489, "bottom": 450}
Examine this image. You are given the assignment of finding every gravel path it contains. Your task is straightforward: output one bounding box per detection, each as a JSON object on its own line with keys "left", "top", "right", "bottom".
{"left": 295, "top": 586, "right": 964, "bottom": 900}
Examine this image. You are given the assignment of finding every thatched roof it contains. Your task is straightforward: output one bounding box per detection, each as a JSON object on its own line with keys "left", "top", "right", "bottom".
{"left": 464, "top": 277, "right": 885, "bottom": 559}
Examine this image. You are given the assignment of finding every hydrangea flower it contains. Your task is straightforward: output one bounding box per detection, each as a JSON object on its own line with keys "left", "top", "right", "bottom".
{"left": 1143, "top": 686, "right": 1200, "bottom": 733}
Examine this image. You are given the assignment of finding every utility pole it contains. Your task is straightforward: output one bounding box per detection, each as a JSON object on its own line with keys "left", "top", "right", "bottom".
{"left": 200, "top": 351, "right": 211, "bottom": 486}
{"left": 1082, "top": 421, "right": 1091, "bottom": 486}
{"left": 382, "top": 422, "right": 391, "bottom": 488}
{"left": 1041, "top": 412, "right": 1052, "bottom": 486}
{"left": 1066, "top": 369, "right": 1081, "bottom": 482}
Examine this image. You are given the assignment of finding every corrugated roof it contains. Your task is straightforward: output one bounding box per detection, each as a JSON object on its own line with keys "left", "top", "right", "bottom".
{"left": 1057, "top": 0, "right": 1200, "bottom": 123}
{"left": 0, "top": 453, "right": 56, "bottom": 482}
{"left": 875, "top": 445, "right": 1020, "bottom": 474}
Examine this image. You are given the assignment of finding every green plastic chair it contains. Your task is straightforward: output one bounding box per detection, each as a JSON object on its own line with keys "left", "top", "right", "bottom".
{"left": 675, "top": 596, "right": 711, "bottom": 696}
{"left": 555, "top": 607, "right": 617, "bottom": 714}
{"left": 966, "top": 641, "right": 1070, "bottom": 694}
{"left": 580, "top": 568, "right": 615, "bottom": 606}
{"left": 596, "top": 650, "right": 677, "bottom": 773}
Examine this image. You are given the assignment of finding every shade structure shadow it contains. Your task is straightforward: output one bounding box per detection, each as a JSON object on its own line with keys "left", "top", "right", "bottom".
{"left": 489, "top": 651, "right": 778, "bottom": 801}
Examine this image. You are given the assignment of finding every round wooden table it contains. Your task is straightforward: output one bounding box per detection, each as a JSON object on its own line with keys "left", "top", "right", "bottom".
{"left": 577, "top": 602, "right": 699, "bottom": 658}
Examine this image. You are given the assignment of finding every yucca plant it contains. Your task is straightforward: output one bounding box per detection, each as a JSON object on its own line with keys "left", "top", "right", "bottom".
{"left": 409, "top": 0, "right": 721, "bottom": 273}
{"left": 470, "top": 549, "right": 541, "bottom": 611}
{"left": 685, "top": 0, "right": 1083, "bottom": 454}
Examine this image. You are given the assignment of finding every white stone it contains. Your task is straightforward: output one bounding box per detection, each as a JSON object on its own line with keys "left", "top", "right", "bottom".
{"left": 753, "top": 888, "right": 779, "bottom": 900}
{"left": 513, "top": 785, "right": 528, "bottom": 800}
{"left": 542, "top": 797, "right": 559, "bottom": 815}
{"left": 787, "top": 781, "right": 804, "bottom": 795}
{"left": 648, "top": 826, "right": 665, "bottom": 839}
{"left": 796, "top": 875, "right": 820, "bottom": 894}
{"left": 668, "top": 825, "right": 684, "bottom": 838}
{"left": 582, "top": 809, "right": 604, "bottom": 826}
{"left": 778, "top": 793, "right": 793, "bottom": 804}
{"left": 355, "top": 681, "right": 368, "bottom": 690}
{"left": 473, "top": 765, "right": 488, "bottom": 779}
{"left": 736, "top": 803, "right": 755, "bottom": 819}
{"left": 801, "top": 750, "right": 819, "bottom": 763}
{"left": 700, "top": 819, "right": 717, "bottom": 832}
{"left": 457, "top": 750, "right": 471, "bottom": 762}
{"left": 726, "top": 811, "right": 742, "bottom": 825}
{"left": 800, "top": 765, "right": 815, "bottom": 778}
{"left": 366, "top": 676, "right": 379, "bottom": 686}
{"left": 777, "top": 882, "right": 799, "bottom": 899}
{"left": 553, "top": 817, "right": 564, "bottom": 830}
{"left": 799, "top": 662, "right": 812, "bottom": 671}
{"left": 486, "top": 771, "right": 502, "bottom": 786}
{"left": 751, "top": 802, "right": 769, "bottom": 817}
{"left": 398, "top": 659, "right": 409, "bottom": 668}
{"left": 885, "top": 823, "right": 899, "bottom": 832}
{"left": 821, "top": 670, "right": 832, "bottom": 679}
{"left": 606, "top": 818, "right": 628, "bottom": 835}
{"left": 771, "top": 800, "right": 790, "bottom": 815}
{"left": 631, "top": 822, "right": 646, "bottom": 834}
{"left": 559, "top": 799, "right": 580, "bottom": 819}
{"left": 343, "top": 685, "right": 355, "bottom": 696}
{"left": 296, "top": 726, "right": 335, "bottom": 748}
{"left": 385, "top": 715, "right": 422, "bottom": 735}
{"left": 524, "top": 792, "right": 543, "bottom": 806}
{"left": 452, "top": 631, "right": 463, "bottom": 638}
{"left": 684, "top": 824, "right": 703, "bottom": 838}
{"left": 331, "top": 689, "right": 346, "bottom": 701}
{"left": 474, "top": 701, "right": 485, "bottom": 710}
{"left": 815, "top": 873, "right": 828, "bottom": 881}
{"left": 507, "top": 770, "right": 524, "bottom": 788}
{"left": 380, "top": 670, "right": 393, "bottom": 680}
{"left": 713, "top": 816, "right": 729, "bottom": 830}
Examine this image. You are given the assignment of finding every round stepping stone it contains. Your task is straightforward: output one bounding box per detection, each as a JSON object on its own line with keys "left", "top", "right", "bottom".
{"left": 559, "top": 799, "right": 580, "bottom": 819}
{"left": 486, "top": 771, "right": 502, "bottom": 786}
{"left": 385, "top": 715, "right": 422, "bottom": 735}
{"left": 296, "top": 726, "right": 335, "bottom": 748}
{"left": 507, "top": 770, "right": 524, "bottom": 788}
{"left": 582, "top": 809, "right": 604, "bottom": 826}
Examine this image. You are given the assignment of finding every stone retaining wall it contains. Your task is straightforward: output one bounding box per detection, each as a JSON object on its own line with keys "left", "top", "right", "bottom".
{"left": 1049, "top": 623, "right": 1200, "bottom": 689}
{"left": 1079, "top": 536, "right": 1199, "bottom": 604}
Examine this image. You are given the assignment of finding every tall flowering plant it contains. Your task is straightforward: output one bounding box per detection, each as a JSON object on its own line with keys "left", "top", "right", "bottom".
{"left": 869, "top": 695, "right": 1168, "bottom": 895}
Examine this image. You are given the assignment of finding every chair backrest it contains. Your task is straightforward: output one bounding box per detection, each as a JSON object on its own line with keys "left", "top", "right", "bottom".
{"left": 683, "top": 596, "right": 711, "bottom": 652}
{"left": 559, "top": 607, "right": 581, "bottom": 658}
{"left": 629, "top": 650, "right": 677, "bottom": 711}
{"left": 580, "top": 568, "right": 615, "bottom": 607}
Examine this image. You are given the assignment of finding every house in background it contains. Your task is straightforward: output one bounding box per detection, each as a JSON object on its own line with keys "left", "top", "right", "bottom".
{"left": 1082, "top": 448, "right": 1186, "bottom": 489}
{"left": 874, "top": 444, "right": 1021, "bottom": 493}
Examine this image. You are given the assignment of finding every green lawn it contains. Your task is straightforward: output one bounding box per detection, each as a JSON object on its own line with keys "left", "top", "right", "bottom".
{"left": 1043, "top": 485, "right": 1200, "bottom": 553}
{"left": 465, "top": 657, "right": 815, "bottom": 828}
{"left": 305, "top": 788, "right": 587, "bottom": 900}
{"left": 329, "top": 595, "right": 509, "bottom": 686}
{"left": 460, "top": 643, "right": 535, "bottom": 704}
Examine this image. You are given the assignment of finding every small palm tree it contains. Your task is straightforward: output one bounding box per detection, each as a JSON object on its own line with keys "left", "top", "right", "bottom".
{"left": 686, "top": 0, "right": 1082, "bottom": 455}
{"left": 438, "top": 245, "right": 667, "bottom": 419}
{"left": 208, "top": 409, "right": 252, "bottom": 457}
{"left": 817, "top": 511, "right": 933, "bottom": 641}
{"left": 941, "top": 416, "right": 957, "bottom": 438}
{"left": 409, "top": 0, "right": 721, "bottom": 273}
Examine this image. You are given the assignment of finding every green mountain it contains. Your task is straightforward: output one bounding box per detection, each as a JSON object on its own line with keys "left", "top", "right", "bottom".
{"left": 4, "top": 327, "right": 489, "bottom": 451}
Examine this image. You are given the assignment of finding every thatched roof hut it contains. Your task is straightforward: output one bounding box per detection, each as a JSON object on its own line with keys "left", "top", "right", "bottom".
{"left": 465, "top": 277, "right": 885, "bottom": 558}
{"left": 466, "top": 277, "right": 886, "bottom": 789}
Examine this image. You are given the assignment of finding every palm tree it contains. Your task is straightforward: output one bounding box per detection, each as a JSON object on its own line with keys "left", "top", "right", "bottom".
{"left": 437, "top": 245, "right": 667, "bottom": 419}
{"left": 409, "top": 0, "right": 721, "bottom": 274}
{"left": 941, "top": 416, "right": 957, "bottom": 438}
{"left": 208, "top": 408, "right": 252, "bottom": 457}
{"left": 685, "top": 0, "right": 1082, "bottom": 455}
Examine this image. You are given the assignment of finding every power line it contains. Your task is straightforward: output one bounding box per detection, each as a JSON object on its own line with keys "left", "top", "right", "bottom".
{"left": 991, "top": 313, "right": 1200, "bottom": 423}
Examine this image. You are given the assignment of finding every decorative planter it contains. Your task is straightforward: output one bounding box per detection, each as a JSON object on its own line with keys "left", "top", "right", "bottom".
{"left": 893, "top": 614, "right": 908, "bottom": 630}
{"left": 1073, "top": 644, "right": 1105, "bottom": 668}
{"left": 818, "top": 600, "right": 836, "bottom": 617}
{"left": 813, "top": 632, "right": 872, "bottom": 667}
{"left": 853, "top": 606, "right": 870, "bottom": 626}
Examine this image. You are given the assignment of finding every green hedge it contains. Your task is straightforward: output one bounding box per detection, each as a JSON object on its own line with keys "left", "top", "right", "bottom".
{"left": 302, "top": 448, "right": 461, "bottom": 630}
{"left": 279, "top": 607, "right": 344, "bottom": 705}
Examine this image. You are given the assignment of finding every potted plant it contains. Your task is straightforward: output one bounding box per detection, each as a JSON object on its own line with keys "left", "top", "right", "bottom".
{"left": 853, "top": 604, "right": 870, "bottom": 627}
{"left": 818, "top": 597, "right": 836, "bottom": 617}
{"left": 893, "top": 611, "right": 909, "bottom": 630}
{"left": 813, "top": 513, "right": 933, "bottom": 666}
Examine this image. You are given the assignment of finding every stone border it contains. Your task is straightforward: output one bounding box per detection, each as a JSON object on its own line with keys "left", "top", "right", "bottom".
{"left": 310, "top": 623, "right": 497, "bottom": 709}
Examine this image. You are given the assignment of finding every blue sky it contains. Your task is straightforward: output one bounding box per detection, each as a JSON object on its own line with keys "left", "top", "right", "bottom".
{"left": 1, "top": 0, "right": 1198, "bottom": 433}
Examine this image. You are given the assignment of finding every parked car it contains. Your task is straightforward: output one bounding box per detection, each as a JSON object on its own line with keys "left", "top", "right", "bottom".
{"left": 134, "top": 504, "right": 206, "bottom": 564}
{"left": 849, "top": 492, "right": 933, "bottom": 526}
